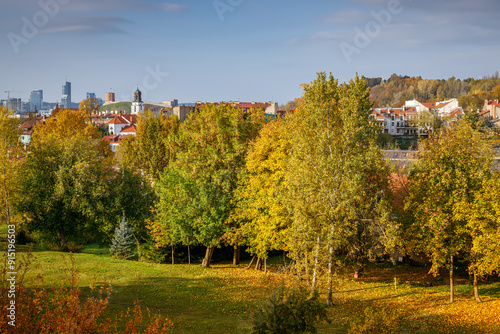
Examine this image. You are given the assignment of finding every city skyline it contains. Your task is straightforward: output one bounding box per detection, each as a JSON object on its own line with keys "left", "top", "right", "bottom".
{"left": 1, "top": 0, "right": 499, "bottom": 104}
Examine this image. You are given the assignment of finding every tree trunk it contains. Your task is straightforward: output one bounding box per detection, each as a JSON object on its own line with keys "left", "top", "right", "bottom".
{"left": 353, "top": 267, "right": 364, "bottom": 279}
{"left": 473, "top": 271, "right": 482, "bottom": 303}
{"left": 449, "top": 255, "right": 454, "bottom": 303}
{"left": 295, "top": 254, "right": 302, "bottom": 283}
{"left": 311, "top": 236, "right": 320, "bottom": 292}
{"left": 247, "top": 255, "right": 257, "bottom": 269}
{"left": 171, "top": 245, "right": 175, "bottom": 265}
{"left": 60, "top": 229, "right": 67, "bottom": 248}
{"left": 255, "top": 257, "right": 263, "bottom": 271}
{"left": 326, "top": 245, "right": 334, "bottom": 305}
{"left": 201, "top": 246, "right": 215, "bottom": 267}
{"left": 264, "top": 258, "right": 267, "bottom": 275}
{"left": 305, "top": 252, "right": 310, "bottom": 286}
{"left": 233, "top": 245, "right": 240, "bottom": 265}
{"left": 187, "top": 245, "right": 191, "bottom": 265}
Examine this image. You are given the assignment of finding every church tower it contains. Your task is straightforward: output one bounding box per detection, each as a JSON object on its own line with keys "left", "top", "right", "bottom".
{"left": 131, "top": 87, "right": 143, "bottom": 114}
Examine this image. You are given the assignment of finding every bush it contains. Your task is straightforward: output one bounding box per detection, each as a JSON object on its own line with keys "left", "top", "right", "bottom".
{"left": 252, "top": 286, "right": 329, "bottom": 334}
{"left": 62, "top": 241, "right": 85, "bottom": 253}
{"left": 140, "top": 242, "right": 168, "bottom": 264}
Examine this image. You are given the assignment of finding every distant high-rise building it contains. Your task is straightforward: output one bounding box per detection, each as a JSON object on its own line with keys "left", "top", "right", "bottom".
{"left": 30, "top": 90, "right": 43, "bottom": 111}
{"left": 105, "top": 92, "right": 115, "bottom": 104}
{"left": 61, "top": 81, "right": 71, "bottom": 108}
{"left": 87, "top": 92, "right": 96, "bottom": 99}
{"left": 7, "top": 98, "right": 21, "bottom": 113}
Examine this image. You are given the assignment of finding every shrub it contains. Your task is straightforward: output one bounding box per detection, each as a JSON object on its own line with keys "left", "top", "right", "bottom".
{"left": 252, "top": 286, "right": 329, "bottom": 334}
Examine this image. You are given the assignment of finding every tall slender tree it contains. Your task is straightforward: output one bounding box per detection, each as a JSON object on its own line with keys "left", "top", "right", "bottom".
{"left": 287, "top": 73, "right": 392, "bottom": 303}
{"left": 404, "top": 119, "right": 494, "bottom": 303}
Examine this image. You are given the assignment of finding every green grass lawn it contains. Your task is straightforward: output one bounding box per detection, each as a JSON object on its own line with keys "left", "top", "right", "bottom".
{"left": 2, "top": 241, "right": 500, "bottom": 333}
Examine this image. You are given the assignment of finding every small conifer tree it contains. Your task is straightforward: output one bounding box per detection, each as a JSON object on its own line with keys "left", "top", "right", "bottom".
{"left": 109, "top": 216, "right": 135, "bottom": 259}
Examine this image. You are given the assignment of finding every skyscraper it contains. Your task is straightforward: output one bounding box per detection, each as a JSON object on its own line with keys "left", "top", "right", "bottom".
{"left": 87, "top": 92, "right": 96, "bottom": 99}
{"left": 30, "top": 90, "right": 43, "bottom": 111}
{"left": 61, "top": 81, "right": 71, "bottom": 108}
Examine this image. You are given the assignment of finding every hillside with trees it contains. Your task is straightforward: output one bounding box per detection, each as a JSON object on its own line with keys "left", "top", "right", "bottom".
{"left": 367, "top": 72, "right": 500, "bottom": 110}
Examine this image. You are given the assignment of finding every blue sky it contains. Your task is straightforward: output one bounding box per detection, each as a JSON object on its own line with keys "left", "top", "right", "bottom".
{"left": 1, "top": 0, "right": 499, "bottom": 105}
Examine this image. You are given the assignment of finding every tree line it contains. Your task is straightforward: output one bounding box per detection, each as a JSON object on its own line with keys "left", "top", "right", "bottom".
{"left": 2, "top": 72, "right": 500, "bottom": 303}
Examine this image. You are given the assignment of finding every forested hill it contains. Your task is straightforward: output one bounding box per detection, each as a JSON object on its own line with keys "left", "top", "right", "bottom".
{"left": 367, "top": 73, "right": 500, "bottom": 110}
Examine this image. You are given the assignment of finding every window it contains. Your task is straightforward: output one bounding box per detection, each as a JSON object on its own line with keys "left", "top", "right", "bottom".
{"left": 394, "top": 153, "right": 398, "bottom": 158}
{"left": 391, "top": 122, "right": 394, "bottom": 127}
{"left": 400, "top": 116, "right": 403, "bottom": 121}
{"left": 391, "top": 115, "right": 395, "bottom": 121}
{"left": 397, "top": 122, "right": 399, "bottom": 127}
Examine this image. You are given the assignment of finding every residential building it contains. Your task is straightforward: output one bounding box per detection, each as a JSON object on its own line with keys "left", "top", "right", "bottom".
{"left": 107, "top": 114, "right": 138, "bottom": 135}
{"left": 371, "top": 98, "right": 464, "bottom": 137}
{"left": 482, "top": 100, "right": 500, "bottom": 120}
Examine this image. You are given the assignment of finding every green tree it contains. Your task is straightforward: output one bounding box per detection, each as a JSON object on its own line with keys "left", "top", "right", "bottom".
{"left": 287, "top": 73, "right": 393, "bottom": 303}
{"left": 458, "top": 175, "right": 500, "bottom": 302}
{"left": 109, "top": 216, "right": 136, "bottom": 259}
{"left": 14, "top": 109, "right": 112, "bottom": 247}
{"left": 156, "top": 103, "right": 264, "bottom": 267}
{"left": 100, "top": 167, "right": 157, "bottom": 243}
{"left": 404, "top": 119, "right": 494, "bottom": 302}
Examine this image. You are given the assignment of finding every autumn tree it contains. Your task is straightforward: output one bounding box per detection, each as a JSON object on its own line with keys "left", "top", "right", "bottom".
{"left": 287, "top": 73, "right": 393, "bottom": 303}
{"left": 457, "top": 174, "right": 500, "bottom": 302}
{"left": 78, "top": 97, "right": 101, "bottom": 115}
{"left": 0, "top": 107, "right": 23, "bottom": 226}
{"left": 119, "top": 111, "right": 179, "bottom": 180}
{"left": 14, "top": 109, "right": 113, "bottom": 247}
{"left": 233, "top": 118, "right": 293, "bottom": 267}
{"left": 404, "top": 119, "right": 494, "bottom": 302}
{"left": 155, "top": 104, "right": 264, "bottom": 267}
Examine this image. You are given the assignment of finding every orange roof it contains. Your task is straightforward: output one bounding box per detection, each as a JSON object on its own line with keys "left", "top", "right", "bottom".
{"left": 107, "top": 114, "right": 137, "bottom": 125}
{"left": 421, "top": 102, "right": 436, "bottom": 109}
{"left": 120, "top": 124, "right": 137, "bottom": 133}
{"left": 449, "top": 108, "right": 464, "bottom": 118}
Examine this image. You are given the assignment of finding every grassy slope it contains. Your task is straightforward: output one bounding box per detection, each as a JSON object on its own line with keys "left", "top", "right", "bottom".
{"left": 100, "top": 102, "right": 132, "bottom": 113}
{"left": 2, "top": 240, "right": 500, "bottom": 333}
